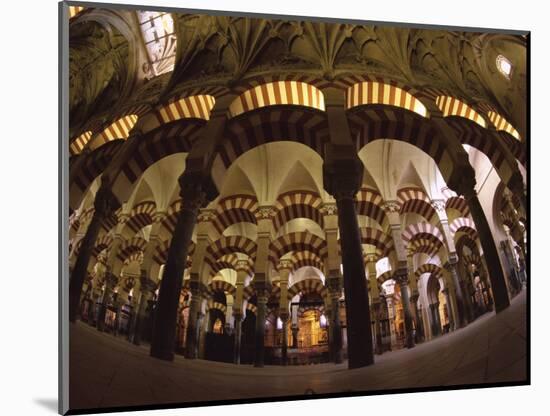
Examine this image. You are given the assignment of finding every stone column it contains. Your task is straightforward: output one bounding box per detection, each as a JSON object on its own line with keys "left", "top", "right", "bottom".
{"left": 385, "top": 295, "right": 398, "bottom": 349}
{"left": 96, "top": 272, "right": 118, "bottom": 332}
{"left": 184, "top": 284, "right": 203, "bottom": 359}
{"left": 433, "top": 301, "right": 442, "bottom": 335}
{"left": 69, "top": 185, "right": 118, "bottom": 322}
{"left": 365, "top": 254, "right": 383, "bottom": 355}
{"left": 395, "top": 269, "right": 415, "bottom": 348}
{"left": 444, "top": 259, "right": 470, "bottom": 326}
{"left": 232, "top": 260, "right": 249, "bottom": 364}
{"left": 449, "top": 168, "right": 510, "bottom": 312}
{"left": 253, "top": 285, "right": 269, "bottom": 367}
{"left": 278, "top": 260, "right": 292, "bottom": 366}
{"left": 150, "top": 173, "right": 217, "bottom": 361}
{"left": 233, "top": 311, "right": 243, "bottom": 364}
{"left": 291, "top": 324, "right": 299, "bottom": 349}
{"left": 323, "top": 157, "right": 374, "bottom": 369}
{"left": 132, "top": 275, "right": 157, "bottom": 345}
{"left": 326, "top": 277, "right": 343, "bottom": 363}
{"left": 441, "top": 288, "right": 454, "bottom": 332}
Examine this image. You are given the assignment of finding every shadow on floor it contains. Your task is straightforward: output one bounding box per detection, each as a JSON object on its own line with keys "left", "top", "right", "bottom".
{"left": 34, "top": 398, "right": 58, "bottom": 414}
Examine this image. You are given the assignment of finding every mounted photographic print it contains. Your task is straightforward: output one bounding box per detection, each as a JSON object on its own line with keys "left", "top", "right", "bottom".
{"left": 59, "top": 1, "right": 529, "bottom": 414}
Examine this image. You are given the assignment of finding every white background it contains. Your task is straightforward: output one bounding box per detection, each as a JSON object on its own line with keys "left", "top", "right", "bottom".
{"left": 0, "top": 0, "right": 547, "bottom": 414}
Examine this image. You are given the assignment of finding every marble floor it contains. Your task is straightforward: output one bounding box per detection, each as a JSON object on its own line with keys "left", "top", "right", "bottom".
{"left": 69, "top": 290, "right": 528, "bottom": 412}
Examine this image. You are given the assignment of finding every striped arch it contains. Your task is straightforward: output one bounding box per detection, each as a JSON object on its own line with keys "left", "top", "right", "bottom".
{"left": 415, "top": 263, "right": 443, "bottom": 280}
{"left": 228, "top": 81, "right": 326, "bottom": 118}
{"left": 207, "top": 300, "right": 227, "bottom": 314}
{"left": 450, "top": 217, "right": 479, "bottom": 241}
{"left": 101, "top": 208, "right": 120, "bottom": 233}
{"left": 358, "top": 227, "right": 394, "bottom": 258}
{"left": 402, "top": 223, "right": 446, "bottom": 256}
{"left": 243, "top": 285, "right": 256, "bottom": 301}
{"left": 116, "top": 237, "right": 148, "bottom": 263}
{"left": 70, "top": 131, "right": 93, "bottom": 155}
{"left": 496, "top": 130, "right": 526, "bottom": 166}
{"left": 463, "top": 253, "right": 483, "bottom": 270}
{"left": 207, "top": 280, "right": 236, "bottom": 297}
{"left": 91, "top": 235, "right": 114, "bottom": 258}
{"left": 269, "top": 232, "right": 328, "bottom": 266}
{"left": 445, "top": 196, "right": 470, "bottom": 218}
{"left": 246, "top": 302, "right": 257, "bottom": 315}
{"left": 273, "top": 191, "right": 324, "bottom": 230}
{"left": 160, "top": 199, "right": 183, "bottom": 235}
{"left": 356, "top": 188, "right": 388, "bottom": 229}
{"left": 126, "top": 201, "right": 156, "bottom": 234}
{"left": 346, "top": 81, "right": 428, "bottom": 118}
{"left": 291, "top": 251, "right": 325, "bottom": 272}
{"left": 398, "top": 188, "right": 437, "bottom": 222}
{"left": 217, "top": 107, "right": 329, "bottom": 169}
{"left": 435, "top": 96, "right": 487, "bottom": 128}
{"left": 212, "top": 195, "right": 258, "bottom": 234}
{"left": 115, "top": 118, "right": 205, "bottom": 193}
{"left": 287, "top": 278, "right": 327, "bottom": 301}
{"left": 124, "top": 251, "right": 143, "bottom": 266}
{"left": 377, "top": 270, "right": 394, "bottom": 285}
{"left": 141, "top": 95, "right": 216, "bottom": 135}
{"left": 487, "top": 111, "right": 521, "bottom": 141}
{"left": 209, "top": 253, "right": 239, "bottom": 275}
{"left": 348, "top": 109, "right": 454, "bottom": 182}
{"left": 88, "top": 114, "right": 139, "bottom": 151}
{"left": 69, "top": 140, "right": 124, "bottom": 210}
{"left": 205, "top": 236, "right": 257, "bottom": 269}
{"left": 153, "top": 239, "right": 195, "bottom": 266}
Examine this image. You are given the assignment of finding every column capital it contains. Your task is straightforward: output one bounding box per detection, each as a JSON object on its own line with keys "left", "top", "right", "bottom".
{"left": 277, "top": 259, "right": 293, "bottom": 272}
{"left": 93, "top": 185, "right": 119, "bottom": 217}
{"left": 394, "top": 268, "right": 409, "bottom": 285}
{"left": 320, "top": 203, "right": 338, "bottom": 216}
{"left": 179, "top": 171, "right": 218, "bottom": 213}
{"left": 152, "top": 211, "right": 166, "bottom": 223}
{"left": 365, "top": 253, "right": 378, "bottom": 265}
{"left": 322, "top": 157, "right": 363, "bottom": 199}
{"left": 254, "top": 206, "right": 277, "bottom": 221}
{"left": 197, "top": 209, "right": 217, "bottom": 223}
{"left": 139, "top": 274, "right": 157, "bottom": 293}
{"left": 447, "top": 163, "right": 477, "bottom": 201}
{"left": 380, "top": 200, "right": 401, "bottom": 214}
{"left": 431, "top": 199, "right": 446, "bottom": 213}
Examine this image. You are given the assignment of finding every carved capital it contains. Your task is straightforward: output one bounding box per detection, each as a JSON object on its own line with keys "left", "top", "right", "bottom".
{"left": 255, "top": 206, "right": 277, "bottom": 221}
{"left": 431, "top": 199, "right": 446, "bottom": 213}
{"left": 152, "top": 211, "right": 166, "bottom": 223}
{"left": 381, "top": 200, "right": 401, "bottom": 214}
{"left": 447, "top": 164, "right": 477, "bottom": 200}
{"left": 93, "top": 186, "right": 119, "bottom": 217}
{"left": 278, "top": 259, "right": 293, "bottom": 271}
{"left": 365, "top": 253, "right": 378, "bottom": 264}
{"left": 179, "top": 171, "right": 219, "bottom": 214}
{"left": 394, "top": 268, "right": 409, "bottom": 285}
{"left": 320, "top": 203, "right": 338, "bottom": 216}
{"left": 323, "top": 157, "right": 363, "bottom": 199}
{"left": 235, "top": 259, "right": 251, "bottom": 273}
{"left": 197, "top": 209, "right": 217, "bottom": 223}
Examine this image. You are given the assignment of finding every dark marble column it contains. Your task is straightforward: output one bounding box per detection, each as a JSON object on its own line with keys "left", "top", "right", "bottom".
{"left": 449, "top": 169, "right": 510, "bottom": 313}
{"left": 96, "top": 272, "right": 118, "bottom": 332}
{"left": 233, "top": 311, "right": 243, "bottom": 364}
{"left": 184, "top": 285, "right": 203, "bottom": 359}
{"left": 395, "top": 269, "right": 415, "bottom": 348}
{"left": 253, "top": 287, "right": 269, "bottom": 367}
{"left": 442, "top": 288, "right": 454, "bottom": 332}
{"left": 150, "top": 174, "right": 216, "bottom": 361}
{"left": 324, "top": 159, "right": 374, "bottom": 369}
{"left": 280, "top": 313, "right": 289, "bottom": 366}
{"left": 131, "top": 275, "right": 157, "bottom": 345}
{"left": 327, "top": 279, "right": 343, "bottom": 363}
{"left": 291, "top": 325, "right": 299, "bottom": 349}
{"left": 69, "top": 185, "right": 118, "bottom": 322}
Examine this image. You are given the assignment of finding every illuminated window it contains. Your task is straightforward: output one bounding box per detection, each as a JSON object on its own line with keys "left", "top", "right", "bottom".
{"left": 137, "top": 11, "right": 177, "bottom": 77}
{"left": 496, "top": 55, "right": 512, "bottom": 79}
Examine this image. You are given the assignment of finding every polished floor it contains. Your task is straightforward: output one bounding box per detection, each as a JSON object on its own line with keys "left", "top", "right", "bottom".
{"left": 70, "top": 290, "right": 527, "bottom": 411}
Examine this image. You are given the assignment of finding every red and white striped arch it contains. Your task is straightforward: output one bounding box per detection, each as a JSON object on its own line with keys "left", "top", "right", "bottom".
{"left": 487, "top": 111, "right": 521, "bottom": 141}
{"left": 356, "top": 188, "right": 388, "bottom": 228}
{"left": 450, "top": 217, "right": 478, "bottom": 241}
{"left": 415, "top": 263, "right": 443, "bottom": 280}
{"left": 269, "top": 232, "right": 328, "bottom": 266}
{"left": 116, "top": 237, "right": 148, "bottom": 263}
{"left": 273, "top": 191, "right": 324, "bottom": 230}
{"left": 126, "top": 201, "right": 156, "bottom": 234}
{"left": 206, "top": 236, "right": 257, "bottom": 268}
{"left": 291, "top": 251, "right": 325, "bottom": 272}
{"left": 287, "top": 278, "right": 327, "bottom": 301}
{"left": 207, "top": 280, "right": 236, "bottom": 297}
{"left": 398, "top": 187, "right": 437, "bottom": 222}
{"left": 346, "top": 81, "right": 428, "bottom": 118}
{"left": 445, "top": 196, "right": 470, "bottom": 218}
{"left": 212, "top": 195, "right": 258, "bottom": 234}
{"left": 435, "top": 96, "right": 487, "bottom": 128}
{"left": 228, "top": 81, "right": 325, "bottom": 118}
